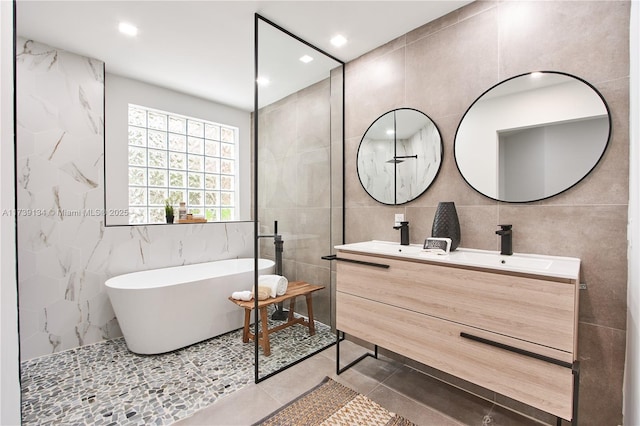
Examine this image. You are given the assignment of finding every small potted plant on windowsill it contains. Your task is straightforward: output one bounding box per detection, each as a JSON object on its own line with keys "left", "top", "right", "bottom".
{"left": 165, "top": 200, "right": 174, "bottom": 224}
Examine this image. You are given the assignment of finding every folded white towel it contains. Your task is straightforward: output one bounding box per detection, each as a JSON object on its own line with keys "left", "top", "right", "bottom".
{"left": 231, "top": 291, "right": 252, "bottom": 301}
{"left": 258, "top": 275, "right": 288, "bottom": 297}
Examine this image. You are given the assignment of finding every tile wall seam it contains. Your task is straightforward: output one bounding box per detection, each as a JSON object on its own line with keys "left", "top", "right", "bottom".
{"left": 578, "top": 320, "right": 628, "bottom": 333}
{"left": 408, "top": 2, "right": 499, "bottom": 49}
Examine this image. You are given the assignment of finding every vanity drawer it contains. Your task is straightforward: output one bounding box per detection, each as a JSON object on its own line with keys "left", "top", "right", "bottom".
{"left": 336, "top": 252, "right": 577, "bottom": 355}
{"left": 336, "top": 292, "right": 574, "bottom": 420}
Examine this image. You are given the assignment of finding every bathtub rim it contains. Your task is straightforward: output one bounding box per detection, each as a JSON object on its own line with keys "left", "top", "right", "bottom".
{"left": 105, "top": 257, "right": 275, "bottom": 290}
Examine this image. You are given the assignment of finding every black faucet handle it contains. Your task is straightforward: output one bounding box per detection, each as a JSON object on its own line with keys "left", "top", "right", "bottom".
{"left": 498, "top": 224, "right": 512, "bottom": 230}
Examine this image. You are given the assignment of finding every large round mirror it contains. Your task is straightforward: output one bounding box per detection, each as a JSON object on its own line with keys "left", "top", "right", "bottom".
{"left": 454, "top": 71, "right": 610, "bottom": 203}
{"left": 357, "top": 108, "right": 442, "bottom": 205}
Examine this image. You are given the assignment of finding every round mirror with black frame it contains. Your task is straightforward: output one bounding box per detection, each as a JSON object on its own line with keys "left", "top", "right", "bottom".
{"left": 454, "top": 71, "right": 611, "bottom": 203}
{"left": 357, "top": 108, "right": 443, "bottom": 205}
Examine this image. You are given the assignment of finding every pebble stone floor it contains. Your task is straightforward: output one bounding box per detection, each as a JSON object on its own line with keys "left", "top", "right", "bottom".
{"left": 21, "top": 311, "right": 335, "bottom": 425}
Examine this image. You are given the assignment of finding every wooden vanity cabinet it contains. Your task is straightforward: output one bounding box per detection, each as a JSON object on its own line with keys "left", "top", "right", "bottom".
{"left": 335, "top": 250, "right": 580, "bottom": 422}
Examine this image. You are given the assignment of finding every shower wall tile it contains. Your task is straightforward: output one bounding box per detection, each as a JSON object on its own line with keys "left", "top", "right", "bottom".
{"left": 16, "top": 38, "right": 254, "bottom": 361}
{"left": 498, "top": 1, "right": 630, "bottom": 84}
{"left": 345, "top": 47, "right": 406, "bottom": 141}
{"left": 344, "top": 2, "right": 629, "bottom": 424}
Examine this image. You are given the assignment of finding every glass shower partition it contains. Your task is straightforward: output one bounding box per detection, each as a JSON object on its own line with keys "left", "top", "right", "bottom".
{"left": 254, "top": 15, "right": 344, "bottom": 382}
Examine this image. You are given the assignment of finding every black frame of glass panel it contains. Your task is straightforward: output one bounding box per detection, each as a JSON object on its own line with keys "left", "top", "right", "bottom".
{"left": 253, "top": 13, "right": 345, "bottom": 384}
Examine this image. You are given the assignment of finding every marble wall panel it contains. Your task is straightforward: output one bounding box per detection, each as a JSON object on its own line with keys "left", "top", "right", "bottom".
{"left": 344, "top": 2, "right": 630, "bottom": 424}
{"left": 16, "top": 38, "right": 255, "bottom": 361}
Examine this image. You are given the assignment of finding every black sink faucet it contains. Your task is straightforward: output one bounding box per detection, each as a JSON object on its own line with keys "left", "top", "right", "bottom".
{"left": 393, "top": 221, "right": 410, "bottom": 246}
{"left": 496, "top": 224, "right": 513, "bottom": 256}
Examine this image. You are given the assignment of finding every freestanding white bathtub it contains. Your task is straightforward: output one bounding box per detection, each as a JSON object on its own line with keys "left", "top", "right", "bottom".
{"left": 105, "top": 258, "right": 275, "bottom": 354}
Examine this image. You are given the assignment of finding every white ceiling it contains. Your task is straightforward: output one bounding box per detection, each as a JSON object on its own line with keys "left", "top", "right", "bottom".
{"left": 16, "top": 1, "right": 471, "bottom": 112}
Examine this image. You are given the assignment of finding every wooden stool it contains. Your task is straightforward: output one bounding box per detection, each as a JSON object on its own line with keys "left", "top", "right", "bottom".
{"left": 228, "top": 281, "right": 324, "bottom": 356}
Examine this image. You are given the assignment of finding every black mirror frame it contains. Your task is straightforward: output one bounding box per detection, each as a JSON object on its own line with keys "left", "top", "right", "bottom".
{"left": 356, "top": 107, "right": 443, "bottom": 206}
{"left": 453, "top": 70, "right": 612, "bottom": 203}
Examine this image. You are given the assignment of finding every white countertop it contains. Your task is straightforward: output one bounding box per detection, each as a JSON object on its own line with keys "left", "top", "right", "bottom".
{"left": 335, "top": 240, "right": 581, "bottom": 280}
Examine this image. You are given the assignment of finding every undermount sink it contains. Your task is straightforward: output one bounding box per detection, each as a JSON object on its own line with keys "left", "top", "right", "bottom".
{"left": 453, "top": 250, "right": 553, "bottom": 270}
{"left": 334, "top": 240, "right": 580, "bottom": 279}
{"left": 350, "top": 241, "right": 424, "bottom": 255}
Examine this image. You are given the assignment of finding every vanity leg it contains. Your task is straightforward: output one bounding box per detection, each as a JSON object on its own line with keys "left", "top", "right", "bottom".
{"left": 336, "top": 331, "right": 380, "bottom": 375}
{"left": 571, "top": 362, "right": 580, "bottom": 426}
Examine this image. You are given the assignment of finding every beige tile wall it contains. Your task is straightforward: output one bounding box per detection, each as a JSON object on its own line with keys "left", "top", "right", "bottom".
{"left": 344, "top": 1, "right": 630, "bottom": 424}
{"left": 257, "top": 78, "right": 335, "bottom": 325}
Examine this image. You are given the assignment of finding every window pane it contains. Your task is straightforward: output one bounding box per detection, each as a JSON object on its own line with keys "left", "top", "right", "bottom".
{"left": 221, "top": 159, "right": 234, "bottom": 174}
{"left": 169, "top": 116, "right": 186, "bottom": 134}
{"left": 169, "top": 190, "right": 185, "bottom": 205}
{"left": 221, "top": 127, "right": 235, "bottom": 143}
{"left": 221, "top": 208, "right": 234, "bottom": 221}
{"left": 187, "top": 120, "right": 204, "bottom": 137}
{"left": 128, "top": 126, "right": 146, "bottom": 146}
{"left": 148, "top": 150, "right": 167, "bottom": 168}
{"left": 129, "top": 187, "right": 146, "bottom": 205}
{"left": 148, "top": 130, "right": 167, "bottom": 149}
{"left": 220, "top": 176, "right": 234, "bottom": 191}
{"left": 204, "top": 140, "right": 220, "bottom": 157}
{"left": 205, "top": 157, "right": 219, "bottom": 173}
{"left": 188, "top": 173, "right": 203, "bottom": 189}
{"left": 188, "top": 190, "right": 203, "bottom": 206}
{"left": 221, "top": 192, "right": 234, "bottom": 207}
{"left": 148, "top": 188, "right": 168, "bottom": 205}
{"left": 169, "top": 152, "right": 186, "bottom": 170}
{"left": 205, "top": 124, "right": 220, "bottom": 140}
{"left": 148, "top": 112, "right": 167, "bottom": 131}
{"left": 128, "top": 147, "right": 146, "bottom": 166}
{"left": 169, "top": 134, "right": 186, "bottom": 152}
{"left": 189, "top": 208, "right": 202, "bottom": 216}
{"left": 128, "top": 106, "right": 146, "bottom": 126}
{"left": 169, "top": 171, "right": 186, "bottom": 187}
{"left": 149, "top": 208, "right": 165, "bottom": 223}
{"left": 188, "top": 137, "right": 204, "bottom": 155}
{"left": 188, "top": 156, "right": 203, "bottom": 172}
{"left": 148, "top": 169, "right": 167, "bottom": 187}
{"left": 206, "top": 208, "right": 219, "bottom": 221}
{"left": 129, "top": 207, "right": 147, "bottom": 224}
{"left": 205, "top": 174, "right": 219, "bottom": 190}
{"left": 129, "top": 167, "right": 146, "bottom": 186}
{"left": 205, "top": 191, "right": 218, "bottom": 205}
{"left": 221, "top": 143, "right": 234, "bottom": 159}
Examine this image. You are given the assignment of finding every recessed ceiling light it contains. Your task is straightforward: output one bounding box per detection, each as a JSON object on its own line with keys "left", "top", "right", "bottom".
{"left": 330, "top": 35, "right": 347, "bottom": 47}
{"left": 119, "top": 22, "right": 138, "bottom": 37}
{"left": 256, "top": 76, "right": 270, "bottom": 86}
{"left": 299, "top": 55, "right": 314, "bottom": 64}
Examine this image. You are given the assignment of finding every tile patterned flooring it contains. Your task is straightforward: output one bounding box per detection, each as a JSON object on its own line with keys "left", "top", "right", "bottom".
{"left": 22, "top": 320, "right": 553, "bottom": 426}
{"left": 20, "top": 314, "right": 335, "bottom": 425}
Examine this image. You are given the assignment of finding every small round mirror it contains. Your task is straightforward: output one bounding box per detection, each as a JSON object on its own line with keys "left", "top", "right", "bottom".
{"left": 454, "top": 71, "right": 611, "bottom": 203}
{"left": 357, "top": 108, "right": 443, "bottom": 205}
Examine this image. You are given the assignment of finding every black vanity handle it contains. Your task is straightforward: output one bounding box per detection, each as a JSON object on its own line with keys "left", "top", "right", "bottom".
{"left": 321, "top": 254, "right": 390, "bottom": 269}
{"left": 459, "top": 332, "right": 573, "bottom": 369}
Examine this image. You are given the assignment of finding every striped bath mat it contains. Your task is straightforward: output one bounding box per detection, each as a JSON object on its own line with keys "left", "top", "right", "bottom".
{"left": 254, "top": 377, "right": 416, "bottom": 426}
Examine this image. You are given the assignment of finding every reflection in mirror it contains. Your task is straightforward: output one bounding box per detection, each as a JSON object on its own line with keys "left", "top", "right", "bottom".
{"left": 455, "top": 71, "right": 610, "bottom": 202}
{"left": 357, "top": 108, "right": 442, "bottom": 205}
{"left": 255, "top": 15, "right": 343, "bottom": 381}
